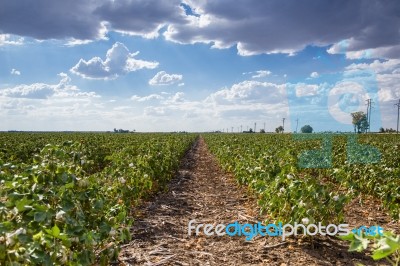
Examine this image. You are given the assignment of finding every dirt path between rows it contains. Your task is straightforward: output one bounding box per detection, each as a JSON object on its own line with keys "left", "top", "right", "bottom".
{"left": 118, "top": 137, "right": 388, "bottom": 266}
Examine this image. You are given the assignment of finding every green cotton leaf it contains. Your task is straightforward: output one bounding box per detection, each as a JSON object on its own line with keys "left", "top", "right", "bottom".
{"left": 33, "top": 231, "right": 43, "bottom": 241}
{"left": 55, "top": 233, "right": 68, "bottom": 241}
{"left": 64, "top": 182, "right": 74, "bottom": 189}
{"left": 338, "top": 233, "right": 355, "bottom": 241}
{"left": 349, "top": 240, "right": 364, "bottom": 252}
{"left": 46, "top": 225, "right": 61, "bottom": 237}
{"left": 62, "top": 238, "right": 72, "bottom": 248}
{"left": 52, "top": 225, "right": 60, "bottom": 237}
{"left": 93, "top": 199, "right": 104, "bottom": 211}
{"left": 348, "top": 234, "right": 369, "bottom": 252}
{"left": 34, "top": 212, "right": 47, "bottom": 222}
{"left": 15, "top": 197, "right": 33, "bottom": 212}
{"left": 372, "top": 235, "right": 400, "bottom": 260}
{"left": 0, "top": 244, "right": 5, "bottom": 260}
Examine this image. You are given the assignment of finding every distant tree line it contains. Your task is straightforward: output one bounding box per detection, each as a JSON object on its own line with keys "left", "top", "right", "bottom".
{"left": 113, "top": 128, "right": 134, "bottom": 133}
{"left": 379, "top": 127, "right": 397, "bottom": 133}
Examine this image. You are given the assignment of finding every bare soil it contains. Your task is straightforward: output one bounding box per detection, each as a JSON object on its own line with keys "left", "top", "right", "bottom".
{"left": 118, "top": 137, "right": 395, "bottom": 266}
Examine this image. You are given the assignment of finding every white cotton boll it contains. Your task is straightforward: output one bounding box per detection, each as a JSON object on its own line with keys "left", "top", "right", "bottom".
{"left": 56, "top": 210, "right": 66, "bottom": 220}
{"left": 109, "top": 228, "right": 116, "bottom": 236}
{"left": 333, "top": 195, "right": 339, "bottom": 201}
{"left": 301, "top": 218, "right": 310, "bottom": 225}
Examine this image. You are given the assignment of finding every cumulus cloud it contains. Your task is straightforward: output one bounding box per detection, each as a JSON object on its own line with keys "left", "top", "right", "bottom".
{"left": 10, "top": 69, "right": 21, "bottom": 75}
{"left": 94, "top": 0, "right": 188, "bottom": 38}
{"left": 344, "top": 59, "right": 400, "bottom": 103}
{"left": 149, "top": 71, "right": 183, "bottom": 85}
{"left": 0, "top": 0, "right": 187, "bottom": 42}
{"left": 131, "top": 94, "right": 164, "bottom": 102}
{"left": 70, "top": 42, "right": 159, "bottom": 80}
{"left": 310, "top": 72, "right": 319, "bottom": 78}
{"left": 164, "top": 0, "right": 400, "bottom": 57}
{"left": 243, "top": 70, "right": 272, "bottom": 78}
{"left": 346, "top": 59, "right": 400, "bottom": 74}
{"left": 205, "top": 80, "right": 286, "bottom": 105}
{"left": 0, "top": 1, "right": 398, "bottom": 58}
{"left": 167, "top": 92, "right": 185, "bottom": 103}
{"left": 295, "top": 84, "right": 319, "bottom": 97}
{"left": 0, "top": 73, "right": 98, "bottom": 99}
{"left": 144, "top": 106, "right": 169, "bottom": 116}
{"left": 0, "top": 0, "right": 106, "bottom": 41}
{"left": 0, "top": 34, "right": 24, "bottom": 46}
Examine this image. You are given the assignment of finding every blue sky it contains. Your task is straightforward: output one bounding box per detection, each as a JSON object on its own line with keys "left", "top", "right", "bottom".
{"left": 1, "top": 0, "right": 399, "bottom": 132}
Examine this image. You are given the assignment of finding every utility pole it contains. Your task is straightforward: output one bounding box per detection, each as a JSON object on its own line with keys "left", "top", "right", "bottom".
{"left": 295, "top": 119, "right": 299, "bottom": 133}
{"left": 366, "top": 99, "right": 369, "bottom": 131}
{"left": 254, "top": 122, "right": 257, "bottom": 133}
{"left": 263, "top": 122, "right": 266, "bottom": 131}
{"left": 366, "top": 99, "right": 373, "bottom": 132}
{"left": 282, "top": 118, "right": 286, "bottom": 132}
{"left": 395, "top": 99, "right": 400, "bottom": 133}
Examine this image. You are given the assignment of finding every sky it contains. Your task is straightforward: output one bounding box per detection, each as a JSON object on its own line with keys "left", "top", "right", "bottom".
{"left": 0, "top": 0, "right": 399, "bottom": 132}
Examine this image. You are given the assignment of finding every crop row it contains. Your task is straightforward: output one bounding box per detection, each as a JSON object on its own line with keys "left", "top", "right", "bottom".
{"left": 0, "top": 133, "right": 196, "bottom": 265}
{"left": 204, "top": 133, "right": 400, "bottom": 223}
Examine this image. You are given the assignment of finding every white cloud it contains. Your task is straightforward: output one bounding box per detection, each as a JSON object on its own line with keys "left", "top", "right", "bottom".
{"left": 329, "top": 43, "right": 400, "bottom": 60}
{"left": 206, "top": 80, "right": 286, "bottom": 104}
{"left": 10, "top": 69, "right": 21, "bottom": 75}
{"left": 0, "top": 1, "right": 398, "bottom": 59}
{"left": 149, "top": 71, "right": 183, "bottom": 85}
{"left": 310, "top": 72, "right": 319, "bottom": 78}
{"left": 0, "top": 34, "right": 23, "bottom": 46}
{"left": 144, "top": 106, "right": 169, "bottom": 116}
{"left": 131, "top": 94, "right": 164, "bottom": 102}
{"left": 167, "top": 92, "right": 185, "bottom": 103}
{"left": 251, "top": 70, "right": 271, "bottom": 78}
{"left": 295, "top": 84, "right": 319, "bottom": 97}
{"left": 346, "top": 59, "right": 400, "bottom": 74}
{"left": 70, "top": 42, "right": 159, "bottom": 80}
{"left": 344, "top": 59, "right": 400, "bottom": 103}
{"left": 328, "top": 81, "right": 368, "bottom": 125}
{"left": 0, "top": 73, "right": 98, "bottom": 99}
{"left": 164, "top": 1, "right": 400, "bottom": 58}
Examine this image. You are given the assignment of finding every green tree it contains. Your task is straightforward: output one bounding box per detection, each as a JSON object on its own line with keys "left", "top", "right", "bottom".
{"left": 275, "top": 126, "right": 284, "bottom": 133}
{"left": 300, "top": 125, "right": 313, "bottom": 133}
{"left": 351, "top": 111, "right": 369, "bottom": 133}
